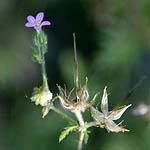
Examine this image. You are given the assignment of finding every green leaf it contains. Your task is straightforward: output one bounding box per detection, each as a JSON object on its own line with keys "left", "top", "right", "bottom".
{"left": 42, "top": 44, "right": 47, "bottom": 54}
{"left": 68, "top": 121, "right": 77, "bottom": 126}
{"left": 31, "top": 46, "right": 38, "bottom": 55}
{"left": 32, "top": 54, "right": 41, "bottom": 63}
{"left": 84, "top": 130, "right": 91, "bottom": 144}
{"left": 59, "top": 125, "right": 78, "bottom": 143}
{"left": 34, "top": 30, "right": 47, "bottom": 46}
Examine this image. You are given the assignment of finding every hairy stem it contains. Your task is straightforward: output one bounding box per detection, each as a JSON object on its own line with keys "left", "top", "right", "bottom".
{"left": 38, "top": 45, "right": 49, "bottom": 89}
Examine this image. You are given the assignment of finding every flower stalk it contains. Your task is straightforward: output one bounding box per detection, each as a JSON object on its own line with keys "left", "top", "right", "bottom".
{"left": 84, "top": 121, "right": 100, "bottom": 129}
{"left": 74, "top": 110, "right": 85, "bottom": 150}
{"left": 78, "top": 131, "right": 84, "bottom": 150}
{"left": 37, "top": 33, "right": 48, "bottom": 89}
{"left": 50, "top": 103, "right": 78, "bottom": 125}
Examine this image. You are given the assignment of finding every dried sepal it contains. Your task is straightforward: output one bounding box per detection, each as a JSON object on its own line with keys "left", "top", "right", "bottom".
{"left": 57, "top": 84, "right": 74, "bottom": 110}
{"left": 90, "top": 87, "right": 131, "bottom": 133}
{"left": 77, "top": 77, "right": 89, "bottom": 105}
{"left": 105, "top": 119, "right": 129, "bottom": 133}
{"left": 90, "top": 106, "right": 104, "bottom": 122}
{"left": 57, "top": 78, "right": 95, "bottom": 113}
{"left": 101, "top": 86, "right": 108, "bottom": 114}
{"left": 109, "top": 104, "right": 132, "bottom": 120}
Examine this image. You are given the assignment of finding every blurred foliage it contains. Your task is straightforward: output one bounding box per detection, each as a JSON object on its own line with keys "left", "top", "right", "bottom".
{"left": 1, "top": 0, "right": 150, "bottom": 150}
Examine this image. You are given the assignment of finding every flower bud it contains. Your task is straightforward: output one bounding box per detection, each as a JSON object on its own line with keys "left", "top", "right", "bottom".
{"left": 34, "top": 30, "right": 47, "bottom": 46}
{"left": 42, "top": 107, "right": 49, "bottom": 118}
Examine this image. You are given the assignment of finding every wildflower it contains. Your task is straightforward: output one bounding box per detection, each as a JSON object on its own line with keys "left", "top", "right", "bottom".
{"left": 31, "top": 86, "right": 53, "bottom": 107}
{"left": 91, "top": 87, "right": 131, "bottom": 133}
{"left": 57, "top": 77, "right": 98, "bottom": 113}
{"left": 25, "top": 12, "right": 51, "bottom": 31}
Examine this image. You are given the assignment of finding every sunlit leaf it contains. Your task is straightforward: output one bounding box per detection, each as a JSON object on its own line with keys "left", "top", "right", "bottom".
{"left": 59, "top": 125, "right": 78, "bottom": 143}
{"left": 84, "top": 130, "right": 91, "bottom": 144}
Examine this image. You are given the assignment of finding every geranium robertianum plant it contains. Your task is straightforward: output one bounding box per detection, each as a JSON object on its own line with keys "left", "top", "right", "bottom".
{"left": 25, "top": 12, "right": 143, "bottom": 150}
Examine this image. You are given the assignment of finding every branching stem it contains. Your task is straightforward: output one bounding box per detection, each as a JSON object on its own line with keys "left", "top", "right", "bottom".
{"left": 74, "top": 110, "right": 85, "bottom": 150}
{"left": 78, "top": 131, "right": 84, "bottom": 150}
{"left": 84, "top": 121, "right": 100, "bottom": 129}
{"left": 50, "top": 104, "right": 78, "bottom": 125}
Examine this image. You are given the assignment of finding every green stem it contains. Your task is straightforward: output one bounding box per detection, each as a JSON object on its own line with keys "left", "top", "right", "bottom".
{"left": 78, "top": 131, "right": 84, "bottom": 150}
{"left": 39, "top": 45, "right": 48, "bottom": 86}
{"left": 74, "top": 111, "right": 85, "bottom": 150}
{"left": 50, "top": 104, "right": 78, "bottom": 125}
{"left": 84, "top": 121, "right": 100, "bottom": 129}
{"left": 74, "top": 110, "right": 84, "bottom": 126}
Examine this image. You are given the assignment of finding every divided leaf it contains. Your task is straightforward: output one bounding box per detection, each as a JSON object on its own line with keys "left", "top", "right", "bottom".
{"left": 31, "top": 47, "right": 42, "bottom": 63}
{"left": 59, "top": 125, "right": 78, "bottom": 143}
{"left": 84, "top": 130, "right": 91, "bottom": 144}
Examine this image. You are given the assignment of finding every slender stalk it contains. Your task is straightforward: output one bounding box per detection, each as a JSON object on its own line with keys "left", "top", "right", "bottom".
{"left": 73, "top": 33, "right": 79, "bottom": 97}
{"left": 78, "top": 131, "right": 84, "bottom": 150}
{"left": 85, "top": 121, "right": 100, "bottom": 129}
{"left": 50, "top": 104, "right": 78, "bottom": 125}
{"left": 74, "top": 112, "right": 100, "bottom": 150}
{"left": 74, "top": 113, "right": 100, "bottom": 150}
{"left": 74, "top": 110, "right": 84, "bottom": 126}
{"left": 74, "top": 110, "right": 85, "bottom": 150}
{"left": 38, "top": 45, "right": 49, "bottom": 89}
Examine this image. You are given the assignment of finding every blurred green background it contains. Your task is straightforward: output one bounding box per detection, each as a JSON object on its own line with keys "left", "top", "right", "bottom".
{"left": 1, "top": 0, "right": 150, "bottom": 150}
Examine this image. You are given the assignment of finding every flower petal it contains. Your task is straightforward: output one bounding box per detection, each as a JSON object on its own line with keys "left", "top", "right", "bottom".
{"left": 25, "top": 22, "right": 34, "bottom": 27}
{"left": 27, "top": 15, "right": 35, "bottom": 23}
{"left": 34, "top": 26, "right": 41, "bottom": 31}
{"left": 36, "top": 12, "right": 44, "bottom": 23}
{"left": 41, "top": 21, "right": 51, "bottom": 26}
{"left": 109, "top": 104, "right": 132, "bottom": 120}
{"left": 101, "top": 86, "right": 108, "bottom": 114}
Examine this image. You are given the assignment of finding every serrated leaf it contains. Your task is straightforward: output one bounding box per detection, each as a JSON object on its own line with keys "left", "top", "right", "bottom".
{"left": 59, "top": 125, "right": 77, "bottom": 143}
{"left": 84, "top": 130, "right": 91, "bottom": 144}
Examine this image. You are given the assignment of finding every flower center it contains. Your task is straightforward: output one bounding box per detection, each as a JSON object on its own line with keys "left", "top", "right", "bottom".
{"left": 34, "top": 22, "right": 41, "bottom": 27}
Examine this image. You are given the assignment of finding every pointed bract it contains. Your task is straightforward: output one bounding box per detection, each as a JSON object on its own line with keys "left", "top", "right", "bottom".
{"left": 57, "top": 78, "right": 96, "bottom": 113}
{"left": 91, "top": 87, "right": 131, "bottom": 133}
{"left": 105, "top": 120, "right": 129, "bottom": 133}
{"left": 109, "top": 104, "right": 132, "bottom": 120}
{"left": 101, "top": 87, "right": 108, "bottom": 114}
{"left": 90, "top": 106, "right": 104, "bottom": 122}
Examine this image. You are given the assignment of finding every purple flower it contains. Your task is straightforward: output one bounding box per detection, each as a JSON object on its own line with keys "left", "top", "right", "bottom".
{"left": 25, "top": 12, "right": 51, "bottom": 31}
